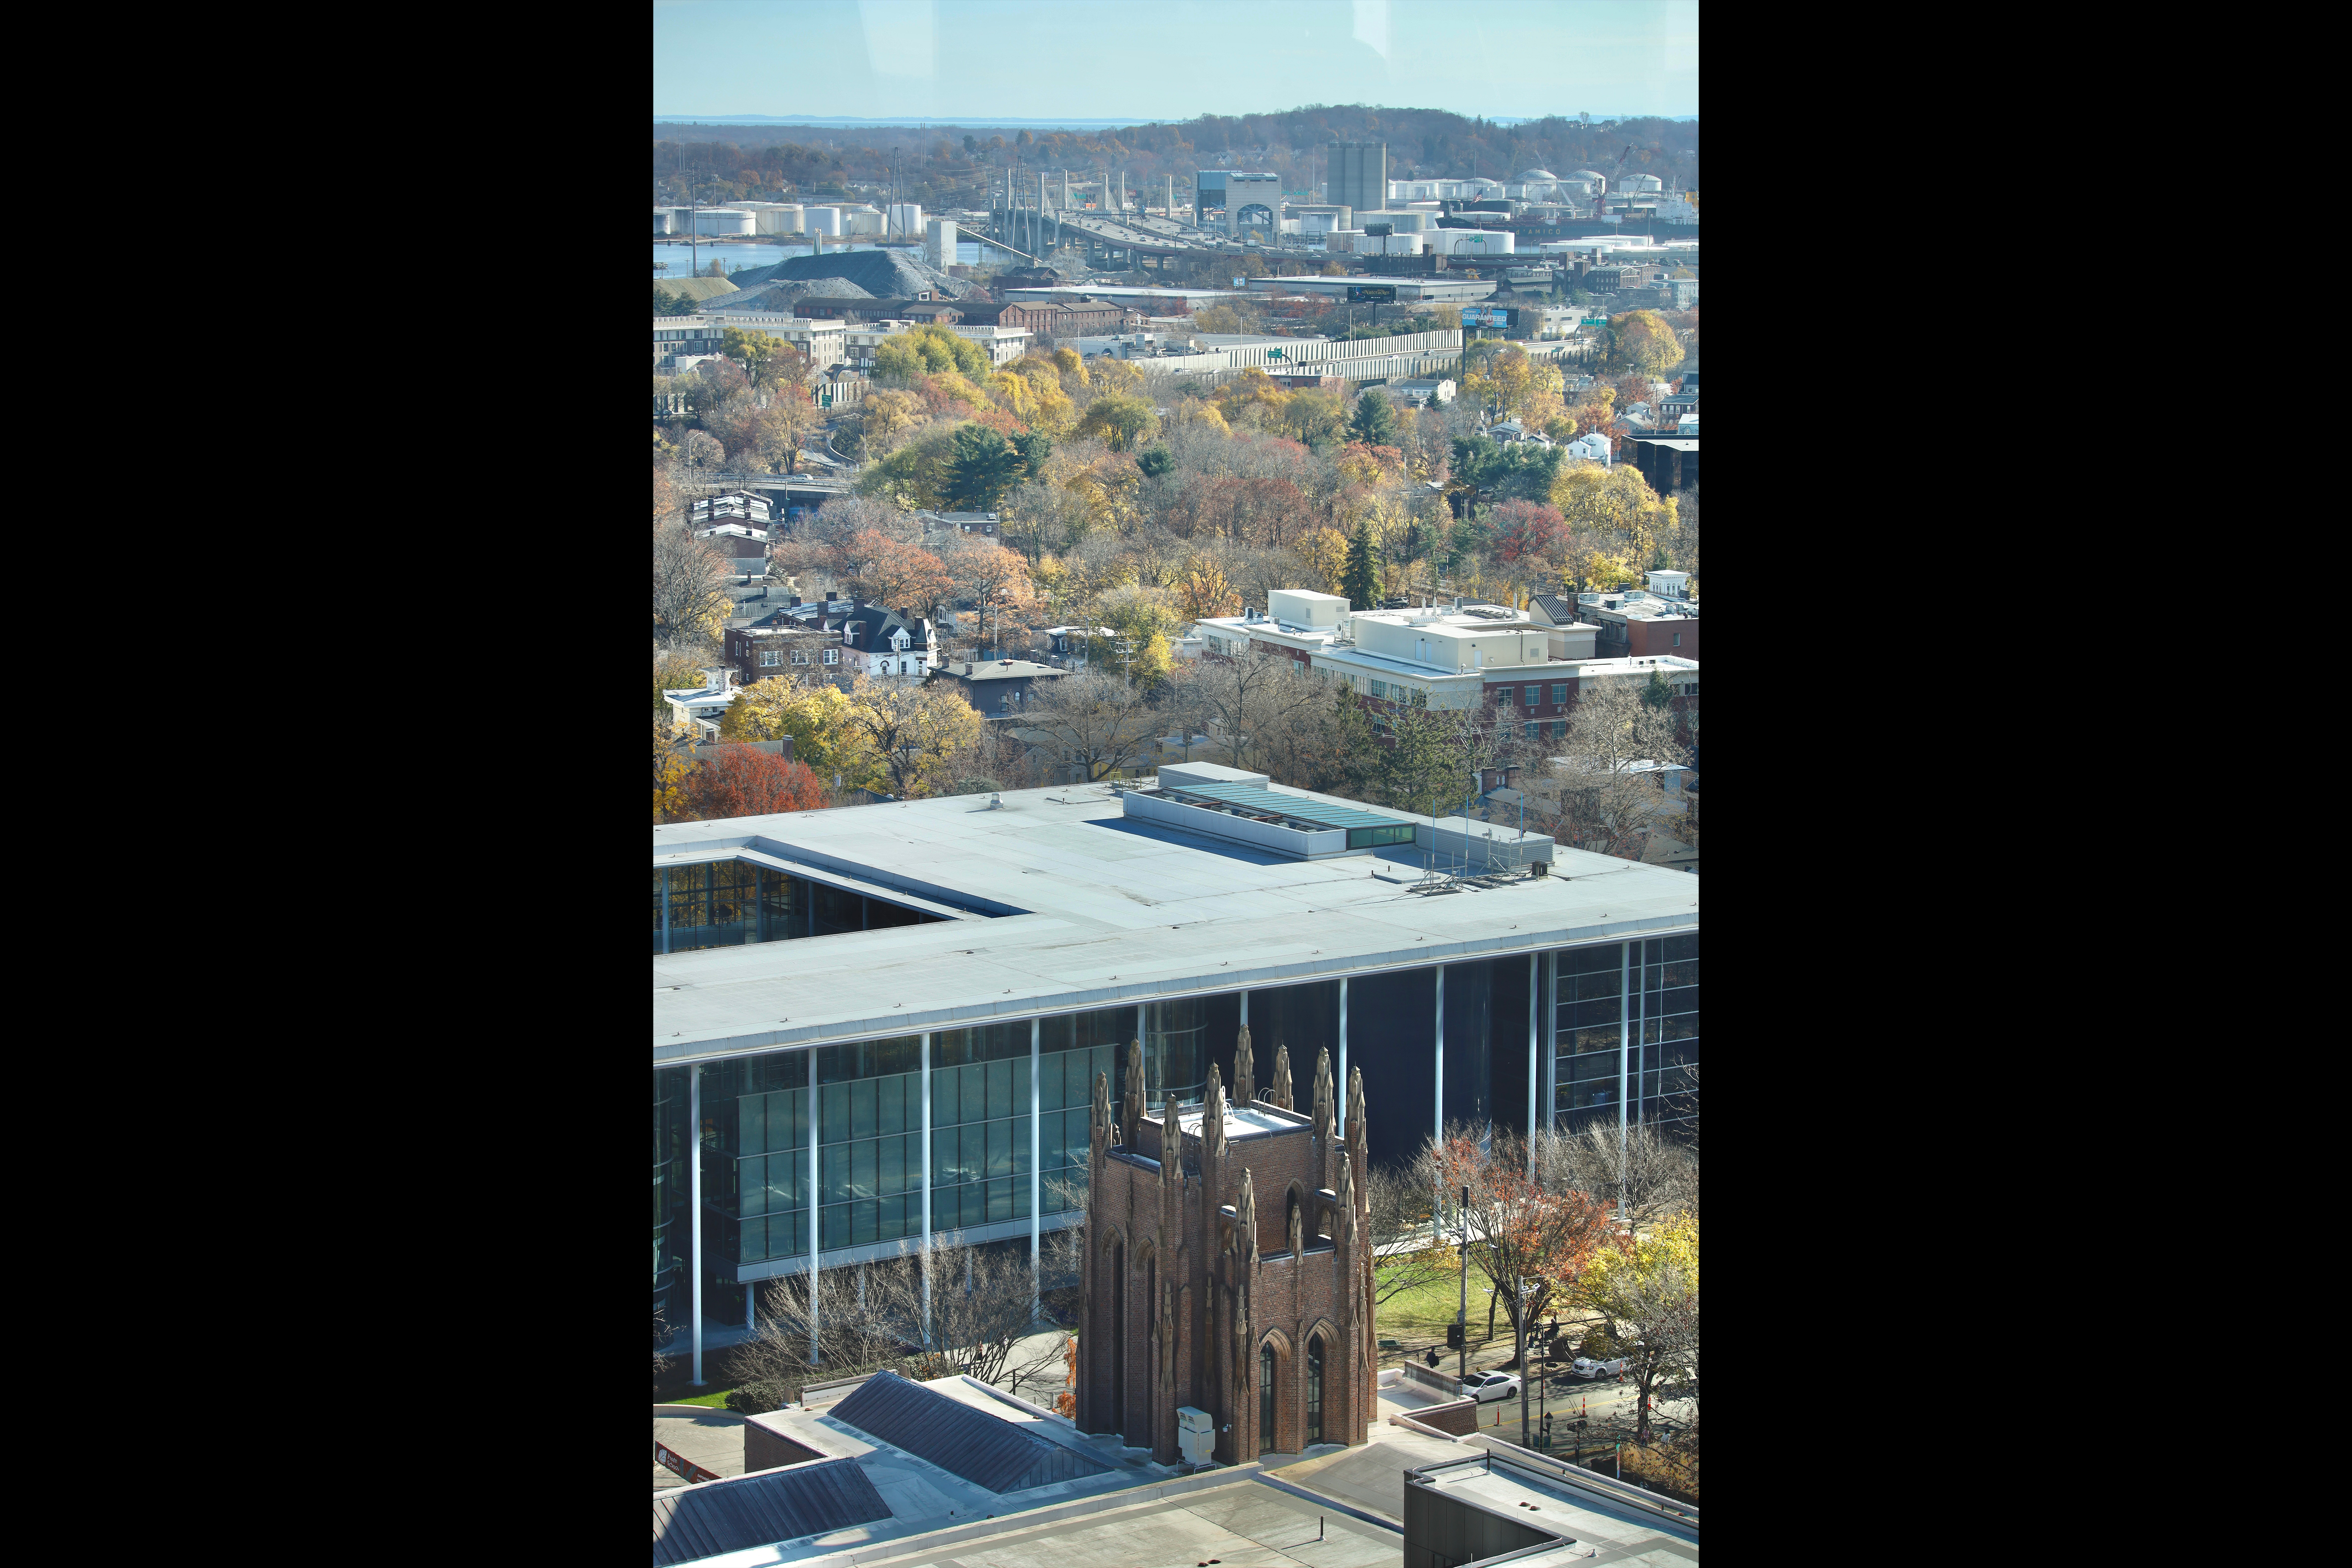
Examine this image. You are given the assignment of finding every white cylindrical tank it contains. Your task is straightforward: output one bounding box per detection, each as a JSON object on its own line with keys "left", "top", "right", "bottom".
{"left": 1352, "top": 232, "right": 1426, "bottom": 254}
{"left": 1325, "top": 229, "right": 1365, "bottom": 252}
{"left": 756, "top": 204, "right": 804, "bottom": 234}
{"left": 842, "top": 207, "right": 884, "bottom": 235}
{"left": 1571, "top": 170, "right": 1607, "bottom": 193}
{"left": 803, "top": 206, "right": 841, "bottom": 236}
{"left": 887, "top": 202, "right": 923, "bottom": 236}
{"left": 689, "top": 208, "right": 756, "bottom": 236}
{"left": 1629, "top": 174, "right": 1664, "bottom": 194}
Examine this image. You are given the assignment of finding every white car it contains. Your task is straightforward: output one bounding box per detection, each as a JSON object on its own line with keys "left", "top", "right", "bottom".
{"left": 1471, "top": 1371, "right": 1521, "bottom": 1403}
{"left": 1570, "top": 1357, "right": 1628, "bottom": 1380}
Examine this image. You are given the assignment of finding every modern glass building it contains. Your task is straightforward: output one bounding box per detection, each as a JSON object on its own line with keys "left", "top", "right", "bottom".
{"left": 653, "top": 770, "right": 1696, "bottom": 1372}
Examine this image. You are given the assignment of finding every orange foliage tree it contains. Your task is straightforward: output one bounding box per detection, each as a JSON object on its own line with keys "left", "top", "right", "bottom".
{"left": 679, "top": 745, "right": 828, "bottom": 821}
{"left": 1424, "top": 1124, "right": 1618, "bottom": 1347}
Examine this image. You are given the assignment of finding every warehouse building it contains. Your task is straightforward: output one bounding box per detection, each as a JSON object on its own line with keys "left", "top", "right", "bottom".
{"left": 653, "top": 770, "right": 1698, "bottom": 1390}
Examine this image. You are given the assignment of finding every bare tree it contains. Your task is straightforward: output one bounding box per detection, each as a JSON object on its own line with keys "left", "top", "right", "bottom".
{"left": 1532, "top": 676, "right": 1691, "bottom": 858}
{"left": 1015, "top": 667, "right": 1164, "bottom": 782}
{"left": 868, "top": 1239, "right": 1064, "bottom": 1391}
{"left": 1163, "top": 648, "right": 1318, "bottom": 778}
{"left": 654, "top": 518, "right": 737, "bottom": 651}
{"left": 1531, "top": 1119, "right": 1696, "bottom": 1233}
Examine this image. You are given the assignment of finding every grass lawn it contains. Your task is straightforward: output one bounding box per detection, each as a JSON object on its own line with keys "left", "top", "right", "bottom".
{"left": 1377, "top": 1261, "right": 1487, "bottom": 1337}
{"left": 666, "top": 1389, "right": 735, "bottom": 1409}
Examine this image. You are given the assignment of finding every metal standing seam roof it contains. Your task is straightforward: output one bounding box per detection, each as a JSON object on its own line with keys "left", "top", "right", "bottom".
{"left": 827, "top": 1369, "right": 1111, "bottom": 1494}
{"left": 1159, "top": 781, "right": 1403, "bottom": 832}
{"left": 650, "top": 1455, "right": 891, "bottom": 1566}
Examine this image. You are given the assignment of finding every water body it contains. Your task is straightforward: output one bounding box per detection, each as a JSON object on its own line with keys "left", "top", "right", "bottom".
{"left": 653, "top": 236, "right": 1027, "bottom": 279}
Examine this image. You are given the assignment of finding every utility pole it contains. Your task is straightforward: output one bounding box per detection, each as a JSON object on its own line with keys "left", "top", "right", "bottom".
{"left": 1517, "top": 1275, "right": 1531, "bottom": 1447}
{"left": 1456, "top": 1183, "right": 1469, "bottom": 1384}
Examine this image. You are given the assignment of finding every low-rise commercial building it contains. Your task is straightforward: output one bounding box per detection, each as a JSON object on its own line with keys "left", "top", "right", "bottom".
{"left": 1577, "top": 573, "right": 1697, "bottom": 661}
{"left": 1625, "top": 437, "right": 1699, "bottom": 497}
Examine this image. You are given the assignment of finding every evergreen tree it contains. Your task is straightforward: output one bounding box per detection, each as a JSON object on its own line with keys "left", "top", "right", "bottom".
{"left": 1009, "top": 429, "right": 1052, "bottom": 484}
{"left": 1136, "top": 444, "right": 1174, "bottom": 479}
{"left": 1348, "top": 388, "right": 1399, "bottom": 447}
{"left": 1341, "top": 519, "right": 1382, "bottom": 609}
{"left": 1641, "top": 668, "right": 1675, "bottom": 711}
{"left": 943, "top": 424, "right": 1022, "bottom": 513}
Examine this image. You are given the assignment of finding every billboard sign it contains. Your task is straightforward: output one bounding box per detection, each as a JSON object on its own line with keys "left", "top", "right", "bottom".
{"left": 1348, "top": 285, "right": 1397, "bottom": 303}
{"left": 655, "top": 1441, "right": 722, "bottom": 1484}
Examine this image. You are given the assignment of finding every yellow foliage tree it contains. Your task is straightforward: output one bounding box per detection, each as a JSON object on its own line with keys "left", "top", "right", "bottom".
{"left": 1173, "top": 559, "right": 1238, "bottom": 622}
{"left": 719, "top": 677, "right": 885, "bottom": 791}
{"left": 1295, "top": 526, "right": 1352, "bottom": 597}
{"left": 843, "top": 681, "right": 985, "bottom": 799}
{"left": 1551, "top": 464, "right": 1677, "bottom": 566}
{"left": 1052, "top": 346, "right": 1089, "bottom": 388}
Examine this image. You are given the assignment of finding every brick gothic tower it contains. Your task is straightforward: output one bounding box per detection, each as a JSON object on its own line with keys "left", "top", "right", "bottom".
{"left": 1078, "top": 1040, "right": 1375, "bottom": 1464}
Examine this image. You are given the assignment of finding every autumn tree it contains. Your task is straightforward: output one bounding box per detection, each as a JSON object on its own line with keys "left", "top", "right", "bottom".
{"left": 939, "top": 534, "right": 1041, "bottom": 654}
{"left": 720, "top": 677, "right": 884, "bottom": 792}
{"left": 1566, "top": 1211, "right": 1697, "bottom": 1444}
{"left": 1550, "top": 464, "right": 1675, "bottom": 571}
{"left": 1074, "top": 392, "right": 1160, "bottom": 452}
{"left": 653, "top": 725, "right": 694, "bottom": 822}
{"left": 1417, "top": 1122, "right": 1619, "bottom": 1344}
{"left": 844, "top": 680, "right": 985, "bottom": 798}
{"left": 1605, "top": 310, "right": 1683, "bottom": 380}
{"left": 678, "top": 744, "right": 829, "bottom": 821}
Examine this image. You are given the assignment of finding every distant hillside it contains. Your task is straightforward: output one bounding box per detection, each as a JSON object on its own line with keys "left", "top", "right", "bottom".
{"left": 652, "top": 105, "right": 1697, "bottom": 217}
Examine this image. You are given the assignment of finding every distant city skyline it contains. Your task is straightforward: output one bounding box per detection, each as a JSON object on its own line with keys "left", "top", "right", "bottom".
{"left": 652, "top": 0, "right": 1699, "bottom": 124}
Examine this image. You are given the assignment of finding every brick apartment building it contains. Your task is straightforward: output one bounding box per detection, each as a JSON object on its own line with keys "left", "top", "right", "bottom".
{"left": 1578, "top": 572, "right": 1698, "bottom": 662}
{"left": 1079, "top": 1036, "right": 1375, "bottom": 1465}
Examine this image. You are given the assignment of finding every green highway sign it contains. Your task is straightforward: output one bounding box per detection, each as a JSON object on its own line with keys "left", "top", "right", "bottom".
{"left": 1582, "top": 318, "right": 1608, "bottom": 326}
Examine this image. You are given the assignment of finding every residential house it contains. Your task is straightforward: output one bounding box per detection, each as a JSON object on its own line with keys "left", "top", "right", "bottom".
{"left": 1390, "top": 378, "right": 1456, "bottom": 407}
{"left": 1562, "top": 432, "right": 1612, "bottom": 466}
{"left": 690, "top": 492, "right": 773, "bottom": 529}
{"left": 929, "top": 657, "right": 1066, "bottom": 718}
{"left": 697, "top": 523, "right": 769, "bottom": 577}
{"left": 724, "top": 596, "right": 940, "bottom": 688}
{"left": 663, "top": 668, "right": 744, "bottom": 739}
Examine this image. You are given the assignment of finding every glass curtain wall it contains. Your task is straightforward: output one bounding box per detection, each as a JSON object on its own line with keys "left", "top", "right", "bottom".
{"left": 819, "top": 1035, "right": 924, "bottom": 1250}
{"left": 1636, "top": 934, "right": 1699, "bottom": 1130}
{"left": 703, "top": 1052, "right": 813, "bottom": 1303}
{"left": 1144, "top": 997, "right": 1208, "bottom": 1108}
{"left": 1441, "top": 960, "right": 1494, "bottom": 1138}
{"left": 931, "top": 1024, "right": 1032, "bottom": 1233}
{"left": 1551, "top": 935, "right": 1697, "bottom": 1134}
{"left": 653, "top": 1066, "right": 690, "bottom": 1335}
{"left": 653, "top": 862, "right": 944, "bottom": 954}
{"left": 1037, "top": 1010, "right": 1125, "bottom": 1215}
{"left": 1246, "top": 980, "right": 1338, "bottom": 1102}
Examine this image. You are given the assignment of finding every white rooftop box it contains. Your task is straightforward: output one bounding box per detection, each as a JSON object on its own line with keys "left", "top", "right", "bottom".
{"left": 1267, "top": 588, "right": 1350, "bottom": 628}
{"left": 1156, "top": 762, "right": 1269, "bottom": 790}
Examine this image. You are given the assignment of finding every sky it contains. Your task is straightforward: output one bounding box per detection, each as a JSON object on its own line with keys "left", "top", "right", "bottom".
{"left": 652, "top": 0, "right": 1698, "bottom": 124}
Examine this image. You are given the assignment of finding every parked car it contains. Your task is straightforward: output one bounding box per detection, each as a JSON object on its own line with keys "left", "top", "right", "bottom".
{"left": 1471, "top": 1371, "right": 1521, "bottom": 1403}
{"left": 1570, "top": 1357, "right": 1628, "bottom": 1380}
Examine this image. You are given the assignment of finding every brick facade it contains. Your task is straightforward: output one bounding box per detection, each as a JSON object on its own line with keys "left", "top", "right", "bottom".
{"left": 1076, "top": 1034, "right": 1376, "bottom": 1466}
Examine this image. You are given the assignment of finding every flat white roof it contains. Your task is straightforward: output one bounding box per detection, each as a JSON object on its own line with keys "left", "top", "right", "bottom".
{"left": 652, "top": 779, "right": 1698, "bottom": 1066}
